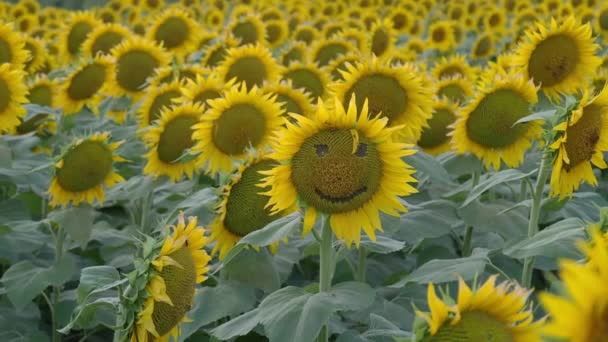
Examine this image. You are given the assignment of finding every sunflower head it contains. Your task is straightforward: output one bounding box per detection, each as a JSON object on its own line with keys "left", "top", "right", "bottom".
{"left": 0, "top": 63, "right": 28, "bottom": 134}
{"left": 0, "top": 22, "right": 29, "bottom": 67}
{"left": 138, "top": 79, "right": 184, "bottom": 128}
{"left": 128, "top": 213, "right": 210, "bottom": 342}
{"left": 417, "top": 99, "right": 458, "bottom": 156}
{"left": 148, "top": 7, "right": 200, "bottom": 56}
{"left": 81, "top": 23, "right": 131, "bottom": 57}
{"left": 262, "top": 80, "right": 314, "bottom": 118}
{"left": 281, "top": 61, "right": 330, "bottom": 100}
{"left": 60, "top": 11, "right": 102, "bottom": 62}
{"left": 436, "top": 76, "right": 473, "bottom": 105}
{"left": 228, "top": 15, "right": 266, "bottom": 46}
{"left": 310, "top": 38, "right": 355, "bottom": 67}
{"left": 58, "top": 55, "right": 113, "bottom": 115}
{"left": 260, "top": 95, "right": 418, "bottom": 246}
{"left": 217, "top": 43, "right": 281, "bottom": 89}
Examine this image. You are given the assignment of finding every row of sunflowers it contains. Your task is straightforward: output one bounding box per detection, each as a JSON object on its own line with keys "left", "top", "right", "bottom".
{"left": 1, "top": 0, "right": 608, "bottom": 341}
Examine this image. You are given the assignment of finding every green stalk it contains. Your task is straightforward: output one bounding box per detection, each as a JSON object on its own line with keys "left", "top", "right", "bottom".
{"left": 52, "top": 226, "right": 65, "bottom": 342}
{"left": 318, "top": 218, "right": 334, "bottom": 342}
{"left": 140, "top": 189, "right": 153, "bottom": 233}
{"left": 521, "top": 150, "right": 552, "bottom": 288}
{"left": 357, "top": 247, "right": 367, "bottom": 282}
{"left": 462, "top": 170, "right": 481, "bottom": 257}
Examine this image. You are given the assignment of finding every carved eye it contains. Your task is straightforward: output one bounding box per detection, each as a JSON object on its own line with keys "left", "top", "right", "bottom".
{"left": 354, "top": 143, "right": 367, "bottom": 157}
{"left": 315, "top": 144, "right": 329, "bottom": 157}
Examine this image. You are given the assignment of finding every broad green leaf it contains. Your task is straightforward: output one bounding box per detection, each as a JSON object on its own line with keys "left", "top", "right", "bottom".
{"left": 58, "top": 297, "right": 120, "bottom": 333}
{"left": 0, "top": 145, "right": 11, "bottom": 168}
{"left": 458, "top": 200, "right": 528, "bottom": 238}
{"left": 238, "top": 211, "right": 303, "bottom": 247}
{"left": 77, "top": 266, "right": 121, "bottom": 302}
{"left": 210, "top": 309, "right": 262, "bottom": 340}
{"left": 329, "top": 282, "right": 375, "bottom": 311}
{"left": 560, "top": 192, "right": 608, "bottom": 222}
{"left": 222, "top": 248, "right": 281, "bottom": 292}
{"left": 396, "top": 200, "right": 461, "bottom": 242}
{"left": 1, "top": 261, "right": 52, "bottom": 310}
{"left": 405, "top": 151, "right": 453, "bottom": 186}
{"left": 47, "top": 254, "right": 76, "bottom": 287}
{"left": 360, "top": 235, "right": 405, "bottom": 254}
{"left": 461, "top": 169, "right": 537, "bottom": 207}
{"left": 48, "top": 205, "right": 96, "bottom": 249}
{"left": 512, "top": 109, "right": 556, "bottom": 126}
{"left": 503, "top": 218, "right": 586, "bottom": 259}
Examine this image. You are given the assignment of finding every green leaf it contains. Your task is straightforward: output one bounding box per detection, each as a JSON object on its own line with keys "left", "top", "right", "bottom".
{"left": 47, "top": 254, "right": 76, "bottom": 287}
{"left": 458, "top": 200, "right": 528, "bottom": 238}
{"left": 329, "top": 282, "right": 375, "bottom": 311}
{"left": 390, "top": 252, "right": 488, "bottom": 287}
{"left": 503, "top": 218, "right": 586, "bottom": 259}
{"left": 210, "top": 309, "right": 261, "bottom": 340}
{"left": 77, "top": 266, "right": 121, "bottom": 302}
{"left": 222, "top": 248, "right": 281, "bottom": 292}
{"left": 395, "top": 200, "right": 461, "bottom": 242}
{"left": 512, "top": 109, "right": 556, "bottom": 126}
{"left": 360, "top": 235, "right": 405, "bottom": 254}
{"left": 1, "top": 261, "right": 52, "bottom": 310}
{"left": 48, "top": 205, "right": 96, "bottom": 249}
{"left": 237, "top": 211, "right": 303, "bottom": 247}
{"left": 461, "top": 169, "right": 537, "bottom": 207}
{"left": 58, "top": 297, "right": 120, "bottom": 333}
{"left": 405, "top": 152, "right": 454, "bottom": 186}
{"left": 0, "top": 145, "right": 11, "bottom": 168}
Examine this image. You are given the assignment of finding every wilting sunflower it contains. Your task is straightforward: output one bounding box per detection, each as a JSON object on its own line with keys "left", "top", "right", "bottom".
{"left": 148, "top": 7, "right": 200, "bottom": 57}
{"left": 262, "top": 80, "right": 314, "bottom": 118}
{"left": 549, "top": 88, "right": 608, "bottom": 198}
{"left": 416, "top": 276, "right": 540, "bottom": 341}
{"left": 331, "top": 57, "right": 434, "bottom": 142}
{"left": 58, "top": 55, "right": 113, "bottom": 115}
{"left": 282, "top": 61, "right": 331, "bottom": 100}
{"left": 436, "top": 76, "right": 474, "bottom": 105}
{"left": 216, "top": 44, "right": 280, "bottom": 89}
{"left": 138, "top": 80, "right": 183, "bottom": 129}
{"left": 128, "top": 214, "right": 210, "bottom": 342}
{"left": 59, "top": 11, "right": 101, "bottom": 62}
{"left": 81, "top": 23, "right": 131, "bottom": 57}
{"left": 513, "top": 16, "right": 601, "bottom": 99}
{"left": 310, "top": 38, "right": 355, "bottom": 67}
{"left": 417, "top": 99, "right": 458, "bottom": 156}
{"left": 191, "top": 83, "right": 284, "bottom": 175}
{"left": 0, "top": 22, "right": 29, "bottom": 67}
{"left": 0, "top": 64, "right": 28, "bottom": 133}
{"left": 49, "top": 132, "right": 126, "bottom": 207}
{"left": 260, "top": 96, "right": 418, "bottom": 246}
{"left": 452, "top": 72, "right": 541, "bottom": 170}
{"left": 428, "top": 21, "right": 456, "bottom": 52}
{"left": 22, "top": 35, "right": 45, "bottom": 74}
{"left": 210, "top": 156, "right": 289, "bottom": 259}
{"left": 108, "top": 37, "right": 171, "bottom": 99}
{"left": 280, "top": 42, "right": 308, "bottom": 67}
{"left": 228, "top": 15, "right": 266, "bottom": 46}
{"left": 143, "top": 102, "right": 204, "bottom": 182}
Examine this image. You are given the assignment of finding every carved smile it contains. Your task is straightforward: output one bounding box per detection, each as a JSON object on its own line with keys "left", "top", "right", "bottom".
{"left": 314, "top": 186, "right": 368, "bottom": 203}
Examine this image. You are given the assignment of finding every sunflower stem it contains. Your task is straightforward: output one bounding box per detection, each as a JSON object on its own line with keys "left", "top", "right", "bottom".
{"left": 518, "top": 179, "right": 527, "bottom": 202}
{"left": 521, "top": 150, "right": 552, "bottom": 288}
{"left": 462, "top": 170, "right": 480, "bottom": 257}
{"left": 140, "top": 187, "right": 153, "bottom": 233}
{"left": 318, "top": 217, "right": 333, "bottom": 342}
{"left": 356, "top": 247, "right": 367, "bottom": 282}
{"left": 52, "top": 225, "right": 65, "bottom": 342}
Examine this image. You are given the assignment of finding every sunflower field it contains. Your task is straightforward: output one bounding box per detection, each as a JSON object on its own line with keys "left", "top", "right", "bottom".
{"left": 3, "top": 0, "right": 608, "bottom": 341}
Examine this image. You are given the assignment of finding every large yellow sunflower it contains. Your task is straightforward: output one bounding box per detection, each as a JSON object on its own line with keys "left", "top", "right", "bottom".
{"left": 143, "top": 102, "right": 204, "bottom": 182}
{"left": 417, "top": 276, "right": 541, "bottom": 341}
{"left": 216, "top": 43, "right": 280, "bottom": 89}
{"left": 210, "top": 156, "right": 290, "bottom": 259}
{"left": 0, "top": 22, "right": 29, "bottom": 67}
{"left": 549, "top": 87, "right": 608, "bottom": 198}
{"left": 138, "top": 80, "right": 183, "bottom": 128}
{"left": 417, "top": 99, "right": 458, "bottom": 156}
{"left": 331, "top": 57, "right": 434, "bottom": 142}
{"left": 191, "top": 83, "right": 284, "bottom": 175}
{"left": 49, "top": 132, "right": 126, "bottom": 207}
{"left": 108, "top": 37, "right": 171, "bottom": 99}
{"left": 81, "top": 23, "right": 132, "bottom": 57}
{"left": 452, "top": 72, "right": 541, "bottom": 170}
{"left": 129, "top": 214, "right": 210, "bottom": 342}
{"left": 58, "top": 55, "right": 113, "bottom": 115}
{"left": 0, "top": 64, "right": 28, "bottom": 133}
{"left": 259, "top": 96, "right": 418, "bottom": 246}
{"left": 512, "top": 16, "right": 601, "bottom": 99}
{"left": 147, "top": 7, "right": 200, "bottom": 57}
{"left": 59, "top": 11, "right": 102, "bottom": 62}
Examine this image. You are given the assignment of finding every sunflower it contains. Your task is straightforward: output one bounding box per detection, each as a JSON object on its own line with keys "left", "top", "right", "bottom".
{"left": 148, "top": 8, "right": 200, "bottom": 57}
{"left": 138, "top": 80, "right": 183, "bottom": 128}
{"left": 452, "top": 72, "right": 541, "bottom": 170}
{"left": 58, "top": 55, "right": 113, "bottom": 115}
{"left": 0, "top": 64, "right": 28, "bottom": 133}
{"left": 280, "top": 42, "right": 308, "bottom": 67}
{"left": 336, "top": 28, "right": 368, "bottom": 51}
{"left": 143, "top": 102, "right": 204, "bottom": 182}
{"left": 597, "top": 6, "right": 608, "bottom": 40}
{"left": 428, "top": 21, "right": 456, "bottom": 52}
{"left": 282, "top": 61, "right": 331, "bottom": 99}
{"left": 0, "top": 22, "right": 29, "bottom": 67}
{"left": 216, "top": 44, "right": 280, "bottom": 89}
{"left": 417, "top": 99, "right": 458, "bottom": 156}
{"left": 149, "top": 64, "right": 206, "bottom": 88}
{"left": 15, "top": 75, "right": 57, "bottom": 136}
{"left": 404, "top": 38, "right": 425, "bottom": 55}
{"left": 262, "top": 80, "right": 314, "bottom": 118}
{"left": 141, "top": 0, "right": 165, "bottom": 11}
{"left": 326, "top": 53, "right": 360, "bottom": 81}
{"left": 108, "top": 37, "right": 171, "bottom": 99}
{"left": 331, "top": 57, "right": 434, "bottom": 142}
{"left": 228, "top": 15, "right": 266, "bottom": 46}
{"left": 389, "top": 9, "right": 412, "bottom": 33}
{"left": 204, "top": 8, "right": 224, "bottom": 29}
{"left": 471, "top": 33, "right": 495, "bottom": 60}
{"left": 191, "top": 83, "right": 284, "bottom": 175}
{"left": 310, "top": 38, "right": 355, "bottom": 67}
{"left": 178, "top": 73, "right": 232, "bottom": 108}
{"left": 81, "top": 23, "right": 131, "bottom": 57}
{"left": 22, "top": 35, "right": 45, "bottom": 74}
{"left": 210, "top": 156, "right": 290, "bottom": 259}
{"left": 368, "top": 19, "right": 395, "bottom": 59}
{"left": 549, "top": 88, "right": 608, "bottom": 199}
{"left": 49, "top": 132, "right": 126, "bottom": 207}
{"left": 513, "top": 16, "right": 601, "bottom": 99}
{"left": 485, "top": 8, "right": 507, "bottom": 34}
{"left": 416, "top": 276, "right": 540, "bottom": 341}
{"left": 201, "top": 37, "right": 239, "bottom": 68}
{"left": 259, "top": 95, "right": 417, "bottom": 246}
{"left": 436, "top": 76, "right": 474, "bottom": 105}
{"left": 129, "top": 214, "right": 210, "bottom": 342}
{"left": 293, "top": 25, "right": 319, "bottom": 45}
{"left": 264, "top": 19, "right": 288, "bottom": 49}
{"left": 59, "top": 11, "right": 102, "bottom": 62}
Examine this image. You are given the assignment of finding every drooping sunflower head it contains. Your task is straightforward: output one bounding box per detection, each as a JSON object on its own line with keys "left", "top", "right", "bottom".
{"left": 58, "top": 55, "right": 113, "bottom": 115}
{"left": 281, "top": 61, "right": 331, "bottom": 100}
{"left": 211, "top": 155, "right": 291, "bottom": 259}
{"left": 0, "top": 63, "right": 28, "bottom": 134}
{"left": 217, "top": 43, "right": 281, "bottom": 89}
{"left": 49, "top": 132, "right": 126, "bottom": 207}
{"left": 143, "top": 102, "right": 204, "bottom": 182}
{"left": 138, "top": 79, "right": 184, "bottom": 128}
{"left": 109, "top": 36, "right": 171, "bottom": 98}
{"left": 513, "top": 16, "right": 601, "bottom": 99}
{"left": 436, "top": 76, "right": 474, "bottom": 105}
{"left": 452, "top": 71, "right": 541, "bottom": 170}
{"left": 228, "top": 15, "right": 266, "bottom": 46}
{"left": 60, "top": 11, "right": 101, "bottom": 62}
{"left": 417, "top": 99, "right": 458, "bottom": 156}
{"left": 191, "top": 83, "right": 285, "bottom": 175}
{"left": 331, "top": 56, "right": 434, "bottom": 142}
{"left": 0, "top": 22, "right": 29, "bottom": 67}
{"left": 129, "top": 213, "right": 210, "bottom": 342}
{"left": 310, "top": 38, "right": 355, "bottom": 67}
{"left": 262, "top": 80, "right": 314, "bottom": 119}
{"left": 148, "top": 7, "right": 200, "bottom": 56}
{"left": 259, "top": 95, "right": 418, "bottom": 246}
{"left": 549, "top": 87, "right": 608, "bottom": 198}
{"left": 81, "top": 23, "right": 132, "bottom": 58}
{"left": 416, "top": 276, "right": 541, "bottom": 342}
